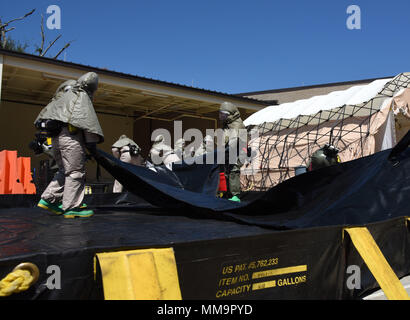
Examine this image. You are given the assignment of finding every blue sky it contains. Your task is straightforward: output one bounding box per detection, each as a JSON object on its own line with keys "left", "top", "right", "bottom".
{"left": 2, "top": 1, "right": 410, "bottom": 94}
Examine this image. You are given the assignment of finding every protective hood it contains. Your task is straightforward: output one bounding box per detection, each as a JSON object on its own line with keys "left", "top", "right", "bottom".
{"left": 219, "top": 102, "right": 245, "bottom": 130}
{"left": 112, "top": 135, "right": 140, "bottom": 150}
{"left": 34, "top": 72, "right": 104, "bottom": 143}
{"left": 74, "top": 72, "right": 98, "bottom": 99}
{"left": 308, "top": 146, "right": 341, "bottom": 171}
{"left": 149, "top": 135, "right": 174, "bottom": 163}
{"left": 55, "top": 80, "right": 77, "bottom": 99}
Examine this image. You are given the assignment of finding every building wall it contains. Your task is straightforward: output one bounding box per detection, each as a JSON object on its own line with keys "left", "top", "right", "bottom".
{"left": 0, "top": 101, "right": 40, "bottom": 159}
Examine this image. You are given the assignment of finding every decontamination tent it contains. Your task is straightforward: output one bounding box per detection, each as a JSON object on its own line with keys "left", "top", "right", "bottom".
{"left": 242, "top": 72, "right": 410, "bottom": 190}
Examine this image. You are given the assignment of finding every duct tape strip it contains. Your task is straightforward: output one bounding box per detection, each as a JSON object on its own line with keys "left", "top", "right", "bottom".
{"left": 95, "top": 248, "right": 182, "bottom": 300}
{"left": 345, "top": 226, "right": 409, "bottom": 300}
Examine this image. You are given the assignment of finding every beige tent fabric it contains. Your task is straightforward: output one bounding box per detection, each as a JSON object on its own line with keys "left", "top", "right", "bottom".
{"left": 392, "top": 88, "right": 410, "bottom": 142}
{"left": 392, "top": 88, "right": 410, "bottom": 117}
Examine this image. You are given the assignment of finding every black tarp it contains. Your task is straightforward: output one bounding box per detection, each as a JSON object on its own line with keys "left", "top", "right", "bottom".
{"left": 92, "top": 130, "right": 410, "bottom": 229}
{"left": 0, "top": 131, "right": 408, "bottom": 300}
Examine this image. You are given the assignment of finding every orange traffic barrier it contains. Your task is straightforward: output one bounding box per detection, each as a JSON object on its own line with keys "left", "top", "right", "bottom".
{"left": 0, "top": 151, "right": 6, "bottom": 194}
{"left": 17, "top": 157, "right": 36, "bottom": 194}
{"left": 7, "top": 151, "right": 25, "bottom": 194}
{"left": 0, "top": 150, "right": 26, "bottom": 194}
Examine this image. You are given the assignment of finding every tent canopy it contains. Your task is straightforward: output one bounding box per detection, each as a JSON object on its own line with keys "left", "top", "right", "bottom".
{"left": 240, "top": 73, "right": 410, "bottom": 190}
{"left": 244, "top": 74, "right": 410, "bottom": 129}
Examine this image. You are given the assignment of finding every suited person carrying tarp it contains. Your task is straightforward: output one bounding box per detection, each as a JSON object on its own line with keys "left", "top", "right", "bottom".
{"left": 35, "top": 72, "right": 104, "bottom": 218}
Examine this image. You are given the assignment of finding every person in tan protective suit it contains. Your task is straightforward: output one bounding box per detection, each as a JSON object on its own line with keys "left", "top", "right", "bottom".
{"left": 35, "top": 72, "right": 104, "bottom": 218}
{"left": 111, "top": 134, "right": 144, "bottom": 193}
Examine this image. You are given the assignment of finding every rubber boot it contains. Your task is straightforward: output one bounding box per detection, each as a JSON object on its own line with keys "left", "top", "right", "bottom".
{"left": 63, "top": 207, "right": 94, "bottom": 219}
{"left": 229, "top": 195, "right": 241, "bottom": 202}
{"left": 37, "top": 199, "right": 64, "bottom": 215}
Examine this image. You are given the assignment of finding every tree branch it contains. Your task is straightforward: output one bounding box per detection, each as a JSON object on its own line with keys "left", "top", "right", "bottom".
{"left": 0, "top": 9, "right": 35, "bottom": 28}
{"left": 53, "top": 40, "right": 73, "bottom": 59}
{"left": 0, "top": 19, "right": 6, "bottom": 48}
{"left": 41, "top": 34, "right": 62, "bottom": 57}
{"left": 39, "top": 14, "right": 45, "bottom": 55}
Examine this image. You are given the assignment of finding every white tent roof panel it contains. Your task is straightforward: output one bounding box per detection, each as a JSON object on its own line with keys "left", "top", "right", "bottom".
{"left": 244, "top": 78, "right": 393, "bottom": 127}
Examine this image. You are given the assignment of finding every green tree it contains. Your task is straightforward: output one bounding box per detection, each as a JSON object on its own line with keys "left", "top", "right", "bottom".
{"left": 3, "top": 37, "right": 29, "bottom": 53}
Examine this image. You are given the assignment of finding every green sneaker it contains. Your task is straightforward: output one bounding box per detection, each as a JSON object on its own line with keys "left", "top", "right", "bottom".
{"left": 229, "top": 196, "right": 241, "bottom": 202}
{"left": 37, "top": 199, "right": 64, "bottom": 215}
{"left": 63, "top": 207, "right": 94, "bottom": 219}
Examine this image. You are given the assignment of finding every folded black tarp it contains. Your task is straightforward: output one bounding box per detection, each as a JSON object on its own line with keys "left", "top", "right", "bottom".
{"left": 93, "top": 130, "right": 410, "bottom": 230}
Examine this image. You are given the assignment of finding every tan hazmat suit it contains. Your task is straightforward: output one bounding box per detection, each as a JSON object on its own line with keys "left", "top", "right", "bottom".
{"left": 112, "top": 135, "right": 143, "bottom": 192}
{"left": 37, "top": 72, "right": 103, "bottom": 211}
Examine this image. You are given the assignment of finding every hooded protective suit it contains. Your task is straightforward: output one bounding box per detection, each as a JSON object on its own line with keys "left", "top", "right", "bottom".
{"left": 219, "top": 102, "right": 246, "bottom": 199}
{"left": 36, "top": 72, "right": 103, "bottom": 217}
{"left": 112, "top": 134, "right": 140, "bottom": 150}
{"left": 112, "top": 135, "right": 143, "bottom": 193}
{"left": 30, "top": 80, "right": 77, "bottom": 171}
{"left": 35, "top": 72, "right": 104, "bottom": 143}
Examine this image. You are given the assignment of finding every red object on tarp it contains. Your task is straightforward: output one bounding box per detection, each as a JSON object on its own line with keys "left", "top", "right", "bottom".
{"left": 218, "top": 172, "right": 227, "bottom": 192}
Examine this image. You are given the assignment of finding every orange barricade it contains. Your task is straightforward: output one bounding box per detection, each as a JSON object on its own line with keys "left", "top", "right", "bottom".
{"left": 0, "top": 150, "right": 35, "bottom": 194}
{"left": 0, "top": 151, "right": 6, "bottom": 194}
{"left": 7, "top": 150, "right": 25, "bottom": 194}
{"left": 17, "top": 157, "right": 36, "bottom": 194}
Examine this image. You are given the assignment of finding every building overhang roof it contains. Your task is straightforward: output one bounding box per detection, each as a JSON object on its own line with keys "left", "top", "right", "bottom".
{"left": 0, "top": 49, "right": 268, "bottom": 123}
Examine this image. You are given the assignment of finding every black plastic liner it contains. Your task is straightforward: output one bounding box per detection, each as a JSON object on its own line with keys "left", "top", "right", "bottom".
{"left": 92, "top": 130, "right": 410, "bottom": 229}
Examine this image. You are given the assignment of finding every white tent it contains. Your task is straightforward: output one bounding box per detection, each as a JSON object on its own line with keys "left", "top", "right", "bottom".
{"left": 242, "top": 73, "right": 410, "bottom": 191}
